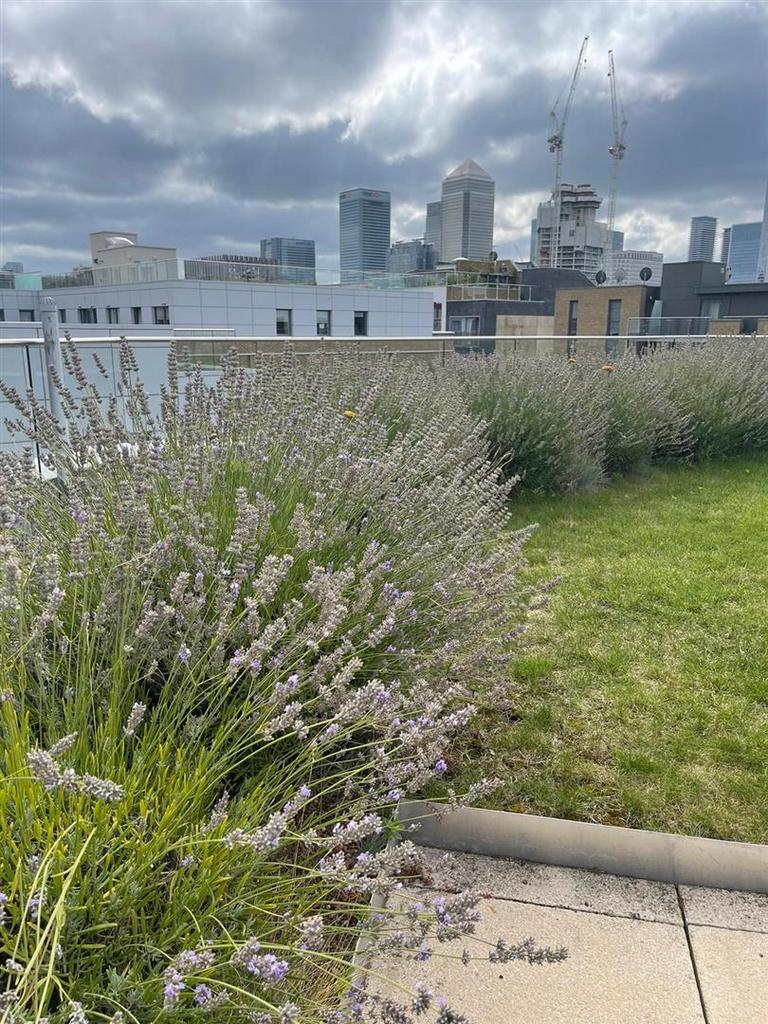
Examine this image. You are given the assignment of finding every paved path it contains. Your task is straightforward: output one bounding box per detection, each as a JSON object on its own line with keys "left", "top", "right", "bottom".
{"left": 370, "top": 847, "right": 768, "bottom": 1023}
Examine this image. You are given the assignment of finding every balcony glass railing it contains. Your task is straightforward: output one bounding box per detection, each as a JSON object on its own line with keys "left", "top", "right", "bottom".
{"left": 21, "top": 257, "right": 532, "bottom": 294}
{"left": 626, "top": 316, "right": 711, "bottom": 336}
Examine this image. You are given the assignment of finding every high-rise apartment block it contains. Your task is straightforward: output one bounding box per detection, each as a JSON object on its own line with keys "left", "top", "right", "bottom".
{"left": 720, "top": 227, "right": 731, "bottom": 265}
{"left": 530, "top": 183, "right": 613, "bottom": 278}
{"left": 439, "top": 160, "right": 495, "bottom": 262}
{"left": 724, "top": 222, "right": 762, "bottom": 284}
{"left": 687, "top": 216, "right": 717, "bottom": 261}
{"left": 260, "top": 237, "right": 316, "bottom": 283}
{"left": 424, "top": 201, "right": 442, "bottom": 261}
{"left": 386, "top": 239, "right": 435, "bottom": 274}
{"left": 758, "top": 178, "right": 768, "bottom": 282}
{"left": 339, "top": 188, "right": 391, "bottom": 283}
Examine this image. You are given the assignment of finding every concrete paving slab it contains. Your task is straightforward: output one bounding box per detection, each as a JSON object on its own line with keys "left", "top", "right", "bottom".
{"left": 417, "top": 845, "right": 682, "bottom": 924}
{"left": 689, "top": 925, "right": 768, "bottom": 1023}
{"left": 369, "top": 894, "right": 704, "bottom": 1024}
{"left": 680, "top": 884, "right": 768, "bottom": 933}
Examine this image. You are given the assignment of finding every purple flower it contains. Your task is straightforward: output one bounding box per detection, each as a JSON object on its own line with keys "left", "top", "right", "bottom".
{"left": 163, "top": 968, "right": 185, "bottom": 1007}
{"left": 298, "top": 784, "right": 311, "bottom": 799}
{"left": 194, "top": 985, "right": 213, "bottom": 1007}
{"left": 434, "top": 759, "right": 448, "bottom": 775}
{"left": 178, "top": 645, "right": 191, "bottom": 664}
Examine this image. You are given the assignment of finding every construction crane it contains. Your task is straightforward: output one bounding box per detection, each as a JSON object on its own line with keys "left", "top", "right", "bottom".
{"left": 545, "top": 36, "right": 589, "bottom": 268}
{"left": 606, "top": 49, "right": 628, "bottom": 242}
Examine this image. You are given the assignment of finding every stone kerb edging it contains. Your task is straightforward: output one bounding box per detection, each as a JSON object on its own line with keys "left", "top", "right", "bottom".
{"left": 398, "top": 800, "right": 768, "bottom": 894}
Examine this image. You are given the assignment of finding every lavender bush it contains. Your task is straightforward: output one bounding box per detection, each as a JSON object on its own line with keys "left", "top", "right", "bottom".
{"left": 0, "top": 346, "right": 552, "bottom": 1023}
{"left": 456, "top": 356, "right": 609, "bottom": 492}
{"left": 452, "top": 339, "right": 768, "bottom": 492}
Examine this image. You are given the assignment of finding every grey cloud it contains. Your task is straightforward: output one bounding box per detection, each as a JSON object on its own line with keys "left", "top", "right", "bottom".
{"left": 1, "top": 0, "right": 766, "bottom": 271}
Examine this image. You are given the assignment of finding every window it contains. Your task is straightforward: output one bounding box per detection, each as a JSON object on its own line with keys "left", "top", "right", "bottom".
{"left": 700, "top": 299, "right": 721, "bottom": 319}
{"left": 606, "top": 299, "right": 621, "bottom": 337}
{"left": 316, "top": 309, "right": 331, "bottom": 335}
{"left": 19, "top": 309, "right": 35, "bottom": 322}
{"left": 0, "top": 309, "right": 4, "bottom": 322}
{"left": 152, "top": 305, "right": 170, "bottom": 325}
{"left": 433, "top": 302, "right": 443, "bottom": 331}
{"left": 448, "top": 316, "right": 480, "bottom": 336}
{"left": 78, "top": 307, "right": 97, "bottom": 324}
{"left": 567, "top": 299, "right": 579, "bottom": 336}
{"left": 58, "top": 309, "right": 67, "bottom": 324}
{"left": 276, "top": 308, "right": 292, "bottom": 335}
{"left": 353, "top": 310, "right": 368, "bottom": 337}
{"left": 106, "top": 306, "right": 119, "bottom": 324}
{"left": 132, "top": 306, "right": 142, "bottom": 325}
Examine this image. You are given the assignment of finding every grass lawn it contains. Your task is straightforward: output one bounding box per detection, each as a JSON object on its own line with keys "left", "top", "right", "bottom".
{"left": 456, "top": 454, "right": 768, "bottom": 844}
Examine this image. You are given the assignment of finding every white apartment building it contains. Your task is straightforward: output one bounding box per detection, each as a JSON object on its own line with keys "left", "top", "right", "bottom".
{"left": 0, "top": 230, "right": 441, "bottom": 339}
{"left": 1, "top": 271, "right": 439, "bottom": 339}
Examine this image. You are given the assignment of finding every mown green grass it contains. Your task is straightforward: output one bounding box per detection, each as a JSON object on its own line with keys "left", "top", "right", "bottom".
{"left": 456, "top": 455, "right": 768, "bottom": 843}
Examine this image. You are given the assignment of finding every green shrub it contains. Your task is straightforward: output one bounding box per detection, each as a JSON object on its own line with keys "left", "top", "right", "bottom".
{"left": 451, "top": 340, "right": 768, "bottom": 490}
{"left": 656, "top": 340, "right": 768, "bottom": 459}
{"left": 456, "top": 356, "right": 607, "bottom": 492}
{"left": 600, "top": 355, "right": 690, "bottom": 474}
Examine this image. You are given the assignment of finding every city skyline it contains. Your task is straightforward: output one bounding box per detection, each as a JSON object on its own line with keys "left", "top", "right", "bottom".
{"left": 1, "top": 0, "right": 766, "bottom": 273}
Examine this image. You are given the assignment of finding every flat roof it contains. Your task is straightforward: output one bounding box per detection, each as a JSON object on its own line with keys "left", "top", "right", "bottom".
{"left": 697, "top": 282, "right": 768, "bottom": 294}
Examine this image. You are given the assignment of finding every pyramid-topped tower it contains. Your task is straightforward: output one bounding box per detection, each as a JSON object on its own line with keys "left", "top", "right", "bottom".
{"left": 440, "top": 159, "right": 495, "bottom": 261}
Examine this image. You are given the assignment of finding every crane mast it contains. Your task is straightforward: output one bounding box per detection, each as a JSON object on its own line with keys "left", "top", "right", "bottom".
{"left": 606, "top": 49, "right": 627, "bottom": 249}
{"left": 545, "top": 36, "right": 589, "bottom": 268}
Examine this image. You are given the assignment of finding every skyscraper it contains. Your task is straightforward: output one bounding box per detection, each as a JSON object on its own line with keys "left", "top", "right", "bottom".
{"left": 260, "top": 237, "right": 316, "bottom": 283}
{"left": 386, "top": 239, "right": 435, "bottom": 274}
{"left": 720, "top": 227, "right": 731, "bottom": 265}
{"left": 757, "top": 177, "right": 768, "bottom": 283}
{"left": 339, "top": 188, "right": 391, "bottom": 283}
{"left": 425, "top": 201, "right": 442, "bottom": 261}
{"left": 530, "top": 183, "right": 612, "bottom": 278}
{"left": 724, "top": 222, "right": 762, "bottom": 283}
{"left": 687, "top": 216, "right": 717, "bottom": 261}
{"left": 439, "top": 159, "right": 495, "bottom": 261}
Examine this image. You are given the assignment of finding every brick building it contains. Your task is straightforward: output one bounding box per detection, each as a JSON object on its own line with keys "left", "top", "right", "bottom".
{"left": 553, "top": 284, "right": 659, "bottom": 339}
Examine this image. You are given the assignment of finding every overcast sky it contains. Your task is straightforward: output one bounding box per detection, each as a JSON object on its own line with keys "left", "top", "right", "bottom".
{"left": 1, "top": 0, "right": 767, "bottom": 272}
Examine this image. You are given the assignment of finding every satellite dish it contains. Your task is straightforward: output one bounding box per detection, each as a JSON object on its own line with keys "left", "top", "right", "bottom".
{"left": 595, "top": 270, "right": 607, "bottom": 284}
{"left": 489, "top": 251, "right": 498, "bottom": 261}
{"left": 639, "top": 266, "right": 652, "bottom": 281}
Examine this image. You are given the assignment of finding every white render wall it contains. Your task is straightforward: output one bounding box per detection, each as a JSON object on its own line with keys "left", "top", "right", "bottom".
{"left": 1, "top": 280, "right": 437, "bottom": 338}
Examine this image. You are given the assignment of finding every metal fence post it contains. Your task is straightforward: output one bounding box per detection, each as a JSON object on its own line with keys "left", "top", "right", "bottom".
{"left": 40, "top": 296, "right": 66, "bottom": 432}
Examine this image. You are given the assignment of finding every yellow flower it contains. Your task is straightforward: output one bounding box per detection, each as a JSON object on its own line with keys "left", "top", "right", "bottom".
{"left": 343, "top": 409, "right": 357, "bottom": 419}
{"left": 567, "top": 357, "right": 577, "bottom": 363}
{"left": 601, "top": 363, "right": 615, "bottom": 372}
